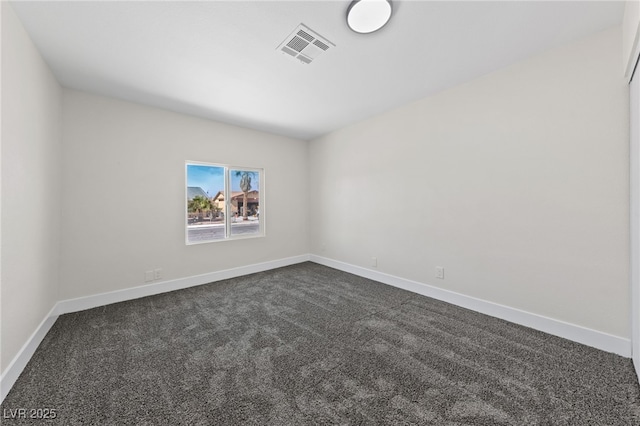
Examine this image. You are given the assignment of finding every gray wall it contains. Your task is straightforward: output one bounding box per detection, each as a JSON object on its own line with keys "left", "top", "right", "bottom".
{"left": 1, "top": 2, "right": 62, "bottom": 373}
{"left": 60, "top": 90, "right": 309, "bottom": 300}
{"left": 309, "top": 27, "right": 630, "bottom": 338}
{"left": 0, "top": 7, "right": 631, "bottom": 381}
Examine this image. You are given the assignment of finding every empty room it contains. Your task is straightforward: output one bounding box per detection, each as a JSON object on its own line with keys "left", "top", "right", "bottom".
{"left": 2, "top": 0, "right": 640, "bottom": 424}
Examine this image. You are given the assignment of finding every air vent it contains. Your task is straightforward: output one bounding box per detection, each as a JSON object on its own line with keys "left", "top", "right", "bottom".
{"left": 297, "top": 29, "right": 314, "bottom": 42}
{"left": 313, "top": 40, "right": 329, "bottom": 51}
{"left": 277, "top": 24, "right": 335, "bottom": 65}
{"left": 286, "top": 36, "right": 309, "bottom": 53}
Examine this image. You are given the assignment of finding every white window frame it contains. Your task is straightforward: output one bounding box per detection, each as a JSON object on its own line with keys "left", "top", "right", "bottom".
{"left": 185, "top": 161, "right": 265, "bottom": 245}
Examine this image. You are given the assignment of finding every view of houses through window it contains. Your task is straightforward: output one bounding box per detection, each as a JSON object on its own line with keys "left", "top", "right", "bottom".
{"left": 186, "top": 162, "right": 263, "bottom": 244}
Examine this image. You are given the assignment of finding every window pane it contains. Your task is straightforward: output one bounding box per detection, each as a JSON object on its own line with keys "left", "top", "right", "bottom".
{"left": 186, "top": 164, "right": 226, "bottom": 243}
{"left": 230, "top": 169, "right": 261, "bottom": 236}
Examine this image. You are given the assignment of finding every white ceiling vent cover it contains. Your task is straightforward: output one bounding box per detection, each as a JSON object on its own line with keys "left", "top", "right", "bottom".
{"left": 277, "top": 24, "right": 335, "bottom": 65}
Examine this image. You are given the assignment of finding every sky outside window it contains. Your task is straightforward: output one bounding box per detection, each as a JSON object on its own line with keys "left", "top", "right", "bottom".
{"left": 187, "top": 164, "right": 259, "bottom": 193}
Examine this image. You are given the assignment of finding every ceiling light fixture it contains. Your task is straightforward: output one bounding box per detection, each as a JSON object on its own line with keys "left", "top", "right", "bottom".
{"left": 346, "top": 0, "right": 393, "bottom": 34}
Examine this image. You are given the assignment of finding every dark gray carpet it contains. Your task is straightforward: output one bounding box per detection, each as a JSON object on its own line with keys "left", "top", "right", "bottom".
{"left": 2, "top": 262, "right": 640, "bottom": 425}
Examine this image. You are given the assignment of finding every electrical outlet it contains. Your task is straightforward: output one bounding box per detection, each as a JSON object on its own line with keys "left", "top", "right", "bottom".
{"left": 154, "top": 268, "right": 162, "bottom": 280}
{"left": 435, "top": 266, "right": 445, "bottom": 279}
{"left": 371, "top": 257, "right": 378, "bottom": 268}
{"left": 144, "top": 270, "right": 154, "bottom": 282}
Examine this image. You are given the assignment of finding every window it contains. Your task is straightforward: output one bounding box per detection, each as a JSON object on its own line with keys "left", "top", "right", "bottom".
{"left": 185, "top": 162, "right": 264, "bottom": 244}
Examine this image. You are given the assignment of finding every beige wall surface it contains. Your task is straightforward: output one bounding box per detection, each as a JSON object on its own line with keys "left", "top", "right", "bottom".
{"left": 1, "top": 2, "right": 62, "bottom": 373}
{"left": 309, "top": 27, "right": 630, "bottom": 338}
{"left": 0, "top": 4, "right": 631, "bottom": 383}
{"left": 624, "top": 0, "right": 640, "bottom": 78}
{"left": 60, "top": 90, "right": 309, "bottom": 300}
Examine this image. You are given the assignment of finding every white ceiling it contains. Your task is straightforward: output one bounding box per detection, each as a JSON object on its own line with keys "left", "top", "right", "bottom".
{"left": 10, "top": 1, "right": 624, "bottom": 141}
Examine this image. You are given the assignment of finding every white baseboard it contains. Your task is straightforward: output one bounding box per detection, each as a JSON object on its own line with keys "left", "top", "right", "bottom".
{"left": 0, "top": 306, "right": 59, "bottom": 403}
{"left": 1, "top": 254, "right": 310, "bottom": 404}
{"left": 309, "top": 254, "right": 632, "bottom": 358}
{"left": 54, "top": 254, "right": 311, "bottom": 315}
{"left": 2, "top": 252, "right": 631, "bottom": 405}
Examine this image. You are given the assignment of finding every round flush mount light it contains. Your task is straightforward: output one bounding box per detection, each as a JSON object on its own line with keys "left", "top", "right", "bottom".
{"left": 347, "top": 0, "right": 393, "bottom": 34}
